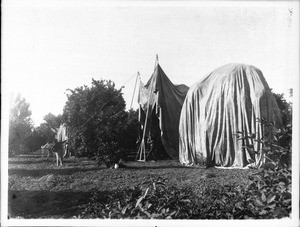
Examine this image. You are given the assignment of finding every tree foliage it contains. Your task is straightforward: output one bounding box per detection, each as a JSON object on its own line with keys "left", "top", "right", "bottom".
{"left": 24, "top": 129, "right": 46, "bottom": 152}
{"left": 272, "top": 92, "right": 292, "bottom": 128}
{"left": 43, "top": 113, "right": 64, "bottom": 132}
{"left": 9, "top": 94, "right": 65, "bottom": 154}
{"left": 35, "top": 122, "right": 57, "bottom": 143}
{"left": 9, "top": 94, "right": 33, "bottom": 155}
{"left": 24, "top": 121, "right": 58, "bottom": 152}
{"left": 63, "top": 79, "right": 140, "bottom": 164}
{"left": 272, "top": 92, "right": 292, "bottom": 149}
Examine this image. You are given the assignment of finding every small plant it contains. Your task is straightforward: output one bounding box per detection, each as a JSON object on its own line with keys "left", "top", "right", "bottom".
{"left": 78, "top": 177, "right": 199, "bottom": 219}
{"left": 235, "top": 117, "right": 292, "bottom": 219}
{"left": 75, "top": 177, "right": 246, "bottom": 219}
{"left": 245, "top": 167, "right": 291, "bottom": 218}
{"left": 96, "top": 141, "right": 125, "bottom": 168}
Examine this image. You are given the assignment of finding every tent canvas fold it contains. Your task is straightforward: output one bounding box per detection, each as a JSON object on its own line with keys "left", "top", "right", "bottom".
{"left": 179, "top": 63, "right": 282, "bottom": 168}
{"left": 138, "top": 64, "right": 189, "bottom": 159}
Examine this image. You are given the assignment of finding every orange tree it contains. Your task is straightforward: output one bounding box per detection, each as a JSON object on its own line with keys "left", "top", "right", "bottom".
{"left": 272, "top": 92, "right": 292, "bottom": 149}
{"left": 9, "top": 94, "right": 33, "bottom": 156}
{"left": 63, "top": 79, "right": 139, "bottom": 166}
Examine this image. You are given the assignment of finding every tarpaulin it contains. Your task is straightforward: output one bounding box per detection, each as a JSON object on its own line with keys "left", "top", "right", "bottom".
{"left": 179, "top": 64, "right": 282, "bottom": 167}
{"left": 56, "top": 123, "right": 68, "bottom": 142}
{"left": 138, "top": 64, "right": 189, "bottom": 159}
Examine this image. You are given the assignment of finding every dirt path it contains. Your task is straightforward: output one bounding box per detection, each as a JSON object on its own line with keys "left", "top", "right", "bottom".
{"left": 8, "top": 155, "right": 254, "bottom": 218}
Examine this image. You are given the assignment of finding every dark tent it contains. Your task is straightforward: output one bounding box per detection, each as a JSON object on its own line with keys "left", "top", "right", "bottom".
{"left": 179, "top": 63, "right": 282, "bottom": 168}
{"left": 138, "top": 64, "right": 189, "bottom": 159}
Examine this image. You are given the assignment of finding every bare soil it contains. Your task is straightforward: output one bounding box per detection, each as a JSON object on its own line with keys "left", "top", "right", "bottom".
{"left": 8, "top": 154, "right": 254, "bottom": 218}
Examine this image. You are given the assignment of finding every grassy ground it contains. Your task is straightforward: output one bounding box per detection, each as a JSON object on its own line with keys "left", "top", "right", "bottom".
{"left": 8, "top": 154, "right": 254, "bottom": 219}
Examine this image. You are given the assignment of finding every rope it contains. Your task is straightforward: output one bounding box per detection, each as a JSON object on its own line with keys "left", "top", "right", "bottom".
{"left": 121, "top": 72, "right": 139, "bottom": 87}
{"left": 69, "top": 71, "right": 139, "bottom": 137}
{"left": 71, "top": 87, "right": 125, "bottom": 137}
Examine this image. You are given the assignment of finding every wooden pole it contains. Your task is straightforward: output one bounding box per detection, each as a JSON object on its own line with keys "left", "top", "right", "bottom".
{"left": 130, "top": 72, "right": 140, "bottom": 110}
{"left": 136, "top": 56, "right": 159, "bottom": 162}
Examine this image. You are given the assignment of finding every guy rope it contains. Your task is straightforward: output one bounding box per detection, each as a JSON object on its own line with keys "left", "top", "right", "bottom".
{"left": 71, "top": 72, "right": 140, "bottom": 138}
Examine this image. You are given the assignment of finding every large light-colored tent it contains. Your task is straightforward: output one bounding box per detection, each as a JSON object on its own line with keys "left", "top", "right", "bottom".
{"left": 179, "top": 63, "right": 282, "bottom": 168}
{"left": 138, "top": 63, "right": 189, "bottom": 159}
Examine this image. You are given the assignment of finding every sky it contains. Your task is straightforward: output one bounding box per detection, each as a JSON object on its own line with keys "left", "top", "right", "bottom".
{"left": 2, "top": 0, "right": 299, "bottom": 126}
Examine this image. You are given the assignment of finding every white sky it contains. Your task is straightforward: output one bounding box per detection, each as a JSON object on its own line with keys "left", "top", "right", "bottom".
{"left": 2, "top": 0, "right": 299, "bottom": 126}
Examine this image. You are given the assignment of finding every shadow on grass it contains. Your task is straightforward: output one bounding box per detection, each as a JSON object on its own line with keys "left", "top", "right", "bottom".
{"left": 9, "top": 166, "right": 104, "bottom": 177}
{"left": 8, "top": 190, "right": 92, "bottom": 219}
{"left": 9, "top": 159, "right": 55, "bottom": 165}
{"left": 124, "top": 165, "right": 197, "bottom": 170}
{"left": 9, "top": 158, "right": 86, "bottom": 165}
{"left": 8, "top": 165, "right": 193, "bottom": 177}
{"left": 18, "top": 155, "right": 45, "bottom": 158}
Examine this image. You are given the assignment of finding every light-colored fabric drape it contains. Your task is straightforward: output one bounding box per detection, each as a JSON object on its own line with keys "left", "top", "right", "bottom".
{"left": 57, "top": 124, "right": 68, "bottom": 142}
{"left": 179, "top": 64, "right": 282, "bottom": 167}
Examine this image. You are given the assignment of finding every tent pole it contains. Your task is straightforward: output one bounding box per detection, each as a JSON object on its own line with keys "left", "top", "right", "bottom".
{"left": 154, "top": 54, "right": 159, "bottom": 69}
{"left": 130, "top": 72, "right": 140, "bottom": 110}
{"left": 137, "top": 77, "right": 156, "bottom": 162}
{"left": 137, "top": 108, "right": 149, "bottom": 162}
{"left": 137, "top": 55, "right": 159, "bottom": 162}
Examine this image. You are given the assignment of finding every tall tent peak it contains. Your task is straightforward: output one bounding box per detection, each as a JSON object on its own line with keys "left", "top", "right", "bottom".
{"left": 137, "top": 62, "right": 189, "bottom": 160}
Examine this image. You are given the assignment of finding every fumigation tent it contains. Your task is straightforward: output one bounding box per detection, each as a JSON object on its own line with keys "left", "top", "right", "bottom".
{"left": 138, "top": 64, "right": 189, "bottom": 159}
{"left": 179, "top": 63, "right": 282, "bottom": 168}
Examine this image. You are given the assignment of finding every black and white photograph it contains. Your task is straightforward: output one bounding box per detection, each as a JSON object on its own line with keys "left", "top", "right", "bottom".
{"left": 2, "top": 0, "right": 299, "bottom": 226}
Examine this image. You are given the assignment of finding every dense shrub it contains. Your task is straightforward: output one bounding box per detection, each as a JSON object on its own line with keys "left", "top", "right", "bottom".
{"left": 235, "top": 116, "right": 292, "bottom": 219}
{"left": 63, "top": 79, "right": 140, "bottom": 166}
{"left": 23, "top": 129, "right": 47, "bottom": 152}
{"left": 246, "top": 167, "right": 291, "bottom": 218}
{"left": 272, "top": 92, "right": 292, "bottom": 149}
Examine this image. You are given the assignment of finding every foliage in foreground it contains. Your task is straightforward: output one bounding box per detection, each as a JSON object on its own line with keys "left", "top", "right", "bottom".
{"left": 78, "top": 167, "right": 291, "bottom": 219}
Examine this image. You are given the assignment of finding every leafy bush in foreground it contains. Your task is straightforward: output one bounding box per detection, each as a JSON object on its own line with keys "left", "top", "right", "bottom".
{"left": 78, "top": 174, "right": 291, "bottom": 219}
{"left": 246, "top": 167, "right": 291, "bottom": 218}
{"left": 235, "top": 117, "right": 292, "bottom": 219}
